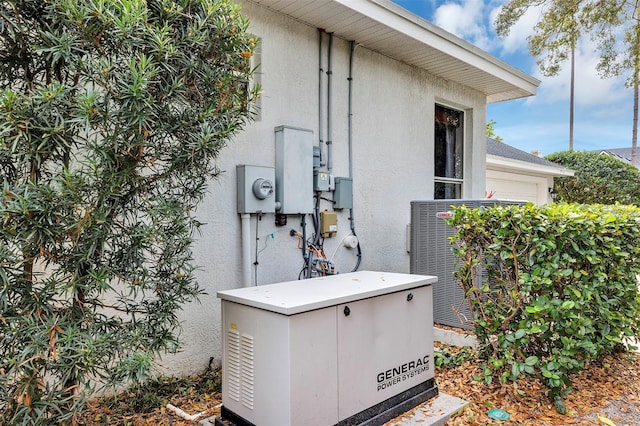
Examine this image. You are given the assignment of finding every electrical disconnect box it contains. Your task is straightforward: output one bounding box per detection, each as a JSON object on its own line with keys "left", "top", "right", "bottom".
{"left": 216, "top": 271, "right": 438, "bottom": 426}
{"left": 275, "top": 126, "right": 313, "bottom": 214}
{"left": 334, "top": 177, "right": 353, "bottom": 210}
{"left": 236, "top": 165, "right": 275, "bottom": 214}
{"left": 320, "top": 210, "right": 337, "bottom": 238}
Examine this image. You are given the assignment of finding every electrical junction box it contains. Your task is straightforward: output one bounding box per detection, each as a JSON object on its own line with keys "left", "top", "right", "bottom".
{"left": 236, "top": 165, "right": 276, "bottom": 214}
{"left": 334, "top": 177, "right": 353, "bottom": 210}
{"left": 275, "top": 126, "right": 313, "bottom": 214}
{"left": 320, "top": 210, "right": 337, "bottom": 238}
{"left": 216, "top": 271, "right": 438, "bottom": 426}
{"left": 314, "top": 170, "right": 330, "bottom": 192}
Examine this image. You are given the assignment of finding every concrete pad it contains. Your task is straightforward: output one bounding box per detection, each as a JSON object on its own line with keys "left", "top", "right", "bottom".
{"left": 384, "top": 392, "right": 468, "bottom": 426}
{"left": 433, "top": 326, "right": 478, "bottom": 348}
{"left": 206, "top": 393, "right": 468, "bottom": 426}
{"left": 199, "top": 416, "right": 215, "bottom": 426}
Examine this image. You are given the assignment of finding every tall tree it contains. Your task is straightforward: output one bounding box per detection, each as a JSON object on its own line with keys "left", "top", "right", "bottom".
{"left": 486, "top": 119, "right": 504, "bottom": 141}
{"left": 0, "top": 0, "right": 258, "bottom": 424}
{"left": 495, "top": 0, "right": 640, "bottom": 155}
{"left": 632, "top": 24, "right": 639, "bottom": 166}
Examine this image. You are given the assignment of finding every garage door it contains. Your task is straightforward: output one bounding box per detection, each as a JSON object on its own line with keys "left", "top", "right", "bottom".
{"left": 486, "top": 170, "right": 548, "bottom": 204}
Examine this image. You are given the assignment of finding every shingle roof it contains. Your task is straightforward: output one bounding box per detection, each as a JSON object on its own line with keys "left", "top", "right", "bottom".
{"left": 599, "top": 148, "right": 633, "bottom": 163}
{"left": 487, "top": 138, "right": 566, "bottom": 169}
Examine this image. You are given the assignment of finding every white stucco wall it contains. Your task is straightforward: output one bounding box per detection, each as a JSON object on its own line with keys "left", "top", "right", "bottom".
{"left": 161, "top": 0, "right": 488, "bottom": 375}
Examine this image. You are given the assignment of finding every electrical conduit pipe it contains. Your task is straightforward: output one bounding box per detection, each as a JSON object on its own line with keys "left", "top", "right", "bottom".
{"left": 241, "top": 213, "right": 252, "bottom": 287}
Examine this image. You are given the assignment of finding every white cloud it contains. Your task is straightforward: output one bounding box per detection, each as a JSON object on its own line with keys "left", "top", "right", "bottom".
{"left": 433, "top": 0, "right": 492, "bottom": 50}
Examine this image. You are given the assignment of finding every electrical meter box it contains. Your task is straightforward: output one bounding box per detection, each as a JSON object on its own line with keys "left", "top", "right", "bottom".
{"left": 236, "top": 165, "right": 276, "bottom": 214}
{"left": 216, "top": 271, "right": 438, "bottom": 426}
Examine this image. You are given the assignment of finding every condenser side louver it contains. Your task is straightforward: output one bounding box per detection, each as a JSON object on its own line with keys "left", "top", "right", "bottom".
{"left": 409, "top": 200, "right": 524, "bottom": 329}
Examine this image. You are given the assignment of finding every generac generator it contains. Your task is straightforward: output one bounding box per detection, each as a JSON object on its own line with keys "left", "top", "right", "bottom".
{"left": 215, "top": 271, "right": 438, "bottom": 426}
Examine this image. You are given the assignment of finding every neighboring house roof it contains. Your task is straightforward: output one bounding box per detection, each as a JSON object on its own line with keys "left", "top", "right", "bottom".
{"left": 246, "top": 0, "right": 539, "bottom": 103}
{"left": 486, "top": 138, "right": 575, "bottom": 177}
{"left": 599, "top": 148, "right": 637, "bottom": 165}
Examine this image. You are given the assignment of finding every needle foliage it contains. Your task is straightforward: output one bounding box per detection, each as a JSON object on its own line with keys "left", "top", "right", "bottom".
{"left": 0, "top": 0, "right": 258, "bottom": 423}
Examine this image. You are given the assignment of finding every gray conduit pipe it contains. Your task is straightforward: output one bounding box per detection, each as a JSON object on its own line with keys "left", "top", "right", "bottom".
{"left": 327, "top": 32, "right": 334, "bottom": 173}
{"left": 348, "top": 40, "right": 362, "bottom": 272}
{"left": 318, "top": 29, "right": 325, "bottom": 166}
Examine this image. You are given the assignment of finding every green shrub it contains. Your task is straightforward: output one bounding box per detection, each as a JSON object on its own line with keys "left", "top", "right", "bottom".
{"left": 545, "top": 150, "right": 640, "bottom": 204}
{"left": 0, "top": 0, "right": 258, "bottom": 423}
{"left": 448, "top": 203, "right": 640, "bottom": 413}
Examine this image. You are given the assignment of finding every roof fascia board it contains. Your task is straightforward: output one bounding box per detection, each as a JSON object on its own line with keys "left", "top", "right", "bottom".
{"left": 336, "top": 0, "right": 539, "bottom": 96}
{"left": 487, "top": 154, "right": 575, "bottom": 177}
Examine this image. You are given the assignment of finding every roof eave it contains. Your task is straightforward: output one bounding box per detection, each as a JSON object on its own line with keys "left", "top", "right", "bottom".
{"left": 247, "top": 0, "right": 539, "bottom": 102}
{"left": 487, "top": 154, "right": 575, "bottom": 177}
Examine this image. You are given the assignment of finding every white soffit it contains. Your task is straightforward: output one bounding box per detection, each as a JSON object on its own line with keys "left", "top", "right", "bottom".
{"left": 247, "top": 0, "right": 540, "bottom": 103}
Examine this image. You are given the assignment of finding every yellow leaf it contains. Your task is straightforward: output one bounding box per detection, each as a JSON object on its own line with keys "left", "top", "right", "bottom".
{"left": 598, "top": 415, "right": 617, "bottom": 426}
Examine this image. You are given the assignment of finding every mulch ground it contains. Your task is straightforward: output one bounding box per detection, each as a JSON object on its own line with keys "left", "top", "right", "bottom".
{"left": 80, "top": 370, "right": 223, "bottom": 425}
{"left": 81, "top": 345, "right": 640, "bottom": 425}
{"left": 390, "top": 343, "right": 640, "bottom": 425}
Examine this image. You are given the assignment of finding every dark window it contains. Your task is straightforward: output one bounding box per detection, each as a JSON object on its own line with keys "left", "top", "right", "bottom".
{"left": 434, "top": 104, "right": 463, "bottom": 199}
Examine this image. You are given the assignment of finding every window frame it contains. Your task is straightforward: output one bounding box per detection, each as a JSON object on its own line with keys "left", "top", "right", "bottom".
{"left": 434, "top": 103, "right": 464, "bottom": 200}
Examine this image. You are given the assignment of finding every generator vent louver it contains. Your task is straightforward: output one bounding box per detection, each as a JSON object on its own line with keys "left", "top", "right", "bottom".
{"left": 226, "top": 329, "right": 241, "bottom": 402}
{"left": 410, "top": 199, "right": 524, "bottom": 329}
{"left": 240, "top": 334, "right": 255, "bottom": 409}
{"left": 225, "top": 328, "right": 256, "bottom": 410}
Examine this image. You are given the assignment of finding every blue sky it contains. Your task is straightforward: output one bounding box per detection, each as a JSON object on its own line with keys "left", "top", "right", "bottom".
{"left": 392, "top": 0, "right": 635, "bottom": 156}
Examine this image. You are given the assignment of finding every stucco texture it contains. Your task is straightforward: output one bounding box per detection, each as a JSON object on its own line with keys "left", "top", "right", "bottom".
{"left": 160, "top": 0, "right": 489, "bottom": 375}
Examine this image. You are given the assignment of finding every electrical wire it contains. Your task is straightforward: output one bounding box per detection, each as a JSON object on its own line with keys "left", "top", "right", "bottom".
{"left": 292, "top": 227, "right": 336, "bottom": 278}
{"left": 329, "top": 233, "right": 353, "bottom": 262}
{"left": 256, "top": 228, "right": 289, "bottom": 258}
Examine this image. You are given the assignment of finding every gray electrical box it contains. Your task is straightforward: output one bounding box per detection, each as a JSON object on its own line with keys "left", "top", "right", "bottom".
{"left": 275, "top": 126, "right": 313, "bottom": 214}
{"left": 237, "top": 165, "right": 276, "bottom": 214}
{"left": 313, "top": 146, "right": 322, "bottom": 169}
{"left": 314, "top": 170, "right": 330, "bottom": 192}
{"left": 334, "top": 177, "right": 353, "bottom": 210}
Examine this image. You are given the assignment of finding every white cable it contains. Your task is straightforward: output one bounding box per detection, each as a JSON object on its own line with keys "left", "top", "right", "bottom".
{"left": 329, "top": 233, "right": 352, "bottom": 262}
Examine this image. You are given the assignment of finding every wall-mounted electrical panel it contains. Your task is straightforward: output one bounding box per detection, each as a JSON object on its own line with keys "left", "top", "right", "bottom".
{"left": 216, "top": 271, "right": 438, "bottom": 426}
{"left": 275, "top": 126, "right": 313, "bottom": 214}
{"left": 334, "top": 177, "right": 353, "bottom": 210}
{"left": 236, "top": 165, "right": 276, "bottom": 214}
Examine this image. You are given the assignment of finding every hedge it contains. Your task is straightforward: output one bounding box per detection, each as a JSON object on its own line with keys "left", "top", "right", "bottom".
{"left": 447, "top": 203, "right": 640, "bottom": 412}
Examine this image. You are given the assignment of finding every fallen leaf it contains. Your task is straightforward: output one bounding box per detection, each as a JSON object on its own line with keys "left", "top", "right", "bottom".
{"left": 598, "top": 415, "right": 617, "bottom": 426}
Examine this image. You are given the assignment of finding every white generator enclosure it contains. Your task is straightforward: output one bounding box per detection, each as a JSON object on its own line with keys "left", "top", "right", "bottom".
{"left": 215, "top": 271, "right": 438, "bottom": 426}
